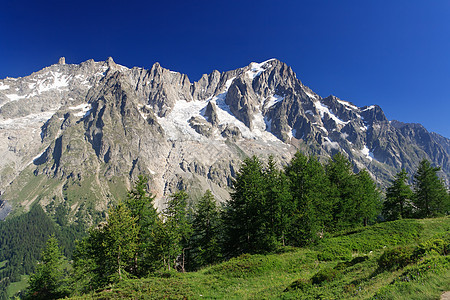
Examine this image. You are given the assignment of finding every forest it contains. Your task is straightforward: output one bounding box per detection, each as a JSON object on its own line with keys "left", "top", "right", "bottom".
{"left": 0, "top": 152, "right": 449, "bottom": 299}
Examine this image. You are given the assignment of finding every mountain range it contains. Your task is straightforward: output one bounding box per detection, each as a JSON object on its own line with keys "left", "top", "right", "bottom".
{"left": 0, "top": 57, "right": 448, "bottom": 222}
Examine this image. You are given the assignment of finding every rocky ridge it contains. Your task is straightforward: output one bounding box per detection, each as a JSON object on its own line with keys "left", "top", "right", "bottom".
{"left": 0, "top": 57, "right": 449, "bottom": 221}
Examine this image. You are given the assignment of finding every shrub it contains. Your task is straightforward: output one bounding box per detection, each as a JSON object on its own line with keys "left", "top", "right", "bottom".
{"left": 334, "top": 256, "right": 369, "bottom": 271}
{"left": 311, "top": 267, "right": 340, "bottom": 284}
{"left": 284, "top": 278, "right": 312, "bottom": 292}
{"left": 378, "top": 246, "right": 414, "bottom": 270}
{"left": 317, "top": 245, "right": 352, "bottom": 261}
{"left": 413, "top": 239, "right": 446, "bottom": 259}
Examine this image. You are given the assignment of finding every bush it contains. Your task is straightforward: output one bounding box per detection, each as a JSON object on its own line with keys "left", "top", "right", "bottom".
{"left": 413, "top": 239, "right": 446, "bottom": 259}
{"left": 317, "top": 245, "right": 352, "bottom": 261}
{"left": 311, "top": 267, "right": 340, "bottom": 284}
{"left": 284, "top": 278, "right": 312, "bottom": 292}
{"left": 334, "top": 256, "right": 369, "bottom": 271}
{"left": 378, "top": 246, "right": 414, "bottom": 270}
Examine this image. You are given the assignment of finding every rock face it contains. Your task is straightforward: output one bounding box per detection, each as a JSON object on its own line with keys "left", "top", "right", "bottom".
{"left": 0, "top": 57, "right": 449, "bottom": 221}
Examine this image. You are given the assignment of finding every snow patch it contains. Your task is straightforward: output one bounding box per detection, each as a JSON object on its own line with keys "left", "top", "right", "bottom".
{"left": 69, "top": 103, "right": 91, "bottom": 118}
{"left": 337, "top": 99, "right": 358, "bottom": 110}
{"left": 156, "top": 100, "right": 206, "bottom": 141}
{"left": 305, "top": 91, "right": 318, "bottom": 100}
{"left": 35, "top": 71, "right": 70, "bottom": 94}
{"left": 0, "top": 83, "right": 9, "bottom": 90}
{"left": 245, "top": 59, "right": 275, "bottom": 80}
{"left": 5, "top": 94, "right": 26, "bottom": 101}
{"left": 313, "top": 100, "right": 349, "bottom": 126}
{"left": 361, "top": 145, "right": 374, "bottom": 161}
{"left": 323, "top": 137, "right": 339, "bottom": 149}
{"left": 362, "top": 105, "right": 375, "bottom": 111}
{"left": 264, "top": 94, "right": 284, "bottom": 108}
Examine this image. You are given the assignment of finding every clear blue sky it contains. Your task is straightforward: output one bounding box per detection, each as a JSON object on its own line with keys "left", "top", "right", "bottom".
{"left": 1, "top": 0, "right": 449, "bottom": 138}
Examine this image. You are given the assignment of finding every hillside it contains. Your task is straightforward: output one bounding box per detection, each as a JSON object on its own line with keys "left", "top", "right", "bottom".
{"left": 66, "top": 217, "right": 450, "bottom": 299}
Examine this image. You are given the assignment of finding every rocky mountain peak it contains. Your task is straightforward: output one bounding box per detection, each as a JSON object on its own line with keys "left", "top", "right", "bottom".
{"left": 0, "top": 57, "right": 449, "bottom": 221}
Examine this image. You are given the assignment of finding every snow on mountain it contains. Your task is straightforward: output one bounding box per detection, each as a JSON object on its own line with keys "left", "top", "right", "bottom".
{"left": 0, "top": 56, "right": 449, "bottom": 220}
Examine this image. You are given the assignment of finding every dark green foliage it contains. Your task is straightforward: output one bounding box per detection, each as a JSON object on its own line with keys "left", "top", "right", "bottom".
{"left": 383, "top": 169, "right": 414, "bottom": 220}
{"left": 72, "top": 202, "right": 139, "bottom": 290}
{"left": 326, "top": 153, "right": 360, "bottom": 229}
{"left": 223, "top": 156, "right": 275, "bottom": 255}
{"left": 413, "top": 159, "right": 449, "bottom": 217}
{"left": 285, "top": 153, "right": 332, "bottom": 246}
{"left": 284, "top": 278, "right": 312, "bottom": 292}
{"left": 190, "top": 190, "right": 222, "bottom": 270}
{"left": 378, "top": 246, "right": 415, "bottom": 270}
{"left": 125, "top": 175, "right": 160, "bottom": 275}
{"left": 354, "top": 169, "right": 382, "bottom": 226}
{"left": 264, "top": 155, "right": 293, "bottom": 247}
{"left": 160, "top": 190, "right": 192, "bottom": 272}
{"left": 311, "top": 267, "right": 341, "bottom": 284}
{"left": 0, "top": 204, "right": 85, "bottom": 296}
{"left": 25, "top": 235, "right": 68, "bottom": 299}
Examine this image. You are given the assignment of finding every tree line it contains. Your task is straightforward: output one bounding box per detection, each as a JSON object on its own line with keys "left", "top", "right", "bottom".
{"left": 23, "top": 152, "right": 449, "bottom": 298}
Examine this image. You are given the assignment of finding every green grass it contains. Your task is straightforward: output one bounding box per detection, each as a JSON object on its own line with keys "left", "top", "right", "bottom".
{"left": 68, "top": 216, "right": 450, "bottom": 299}
{"left": 7, "top": 275, "right": 29, "bottom": 298}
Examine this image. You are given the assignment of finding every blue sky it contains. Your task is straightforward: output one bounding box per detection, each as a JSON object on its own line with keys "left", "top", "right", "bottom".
{"left": 1, "top": 0, "right": 449, "bottom": 138}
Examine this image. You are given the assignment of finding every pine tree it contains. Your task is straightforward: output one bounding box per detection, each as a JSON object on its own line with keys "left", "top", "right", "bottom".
{"left": 383, "top": 169, "right": 414, "bottom": 220}
{"left": 124, "top": 175, "right": 160, "bottom": 275}
{"left": 325, "top": 153, "right": 358, "bottom": 230}
{"left": 26, "top": 235, "right": 67, "bottom": 300}
{"left": 223, "top": 156, "right": 271, "bottom": 256}
{"left": 264, "top": 155, "right": 292, "bottom": 247}
{"left": 285, "top": 152, "right": 332, "bottom": 245}
{"left": 160, "top": 190, "right": 192, "bottom": 271}
{"left": 190, "top": 190, "right": 222, "bottom": 269}
{"left": 102, "top": 202, "right": 140, "bottom": 281}
{"left": 354, "top": 169, "right": 381, "bottom": 225}
{"left": 413, "top": 159, "right": 449, "bottom": 218}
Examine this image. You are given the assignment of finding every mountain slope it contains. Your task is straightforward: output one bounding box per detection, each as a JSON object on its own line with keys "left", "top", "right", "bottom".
{"left": 0, "top": 57, "right": 449, "bottom": 221}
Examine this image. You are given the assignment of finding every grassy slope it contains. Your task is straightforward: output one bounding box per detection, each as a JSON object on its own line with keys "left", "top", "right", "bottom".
{"left": 70, "top": 216, "right": 450, "bottom": 299}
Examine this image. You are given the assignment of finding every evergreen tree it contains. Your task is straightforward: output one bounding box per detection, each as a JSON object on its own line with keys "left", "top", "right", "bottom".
{"left": 102, "top": 202, "right": 139, "bottom": 281}
{"left": 413, "top": 159, "right": 449, "bottom": 217}
{"left": 285, "top": 152, "right": 332, "bottom": 245}
{"left": 26, "top": 235, "right": 67, "bottom": 300}
{"left": 73, "top": 202, "right": 139, "bottom": 289}
{"left": 383, "top": 169, "right": 414, "bottom": 220}
{"left": 160, "top": 190, "right": 192, "bottom": 271}
{"left": 223, "top": 156, "right": 272, "bottom": 256}
{"left": 325, "top": 153, "right": 358, "bottom": 230}
{"left": 354, "top": 169, "right": 381, "bottom": 226}
{"left": 124, "top": 175, "right": 160, "bottom": 275}
{"left": 264, "top": 155, "right": 293, "bottom": 247}
{"left": 190, "top": 190, "right": 222, "bottom": 269}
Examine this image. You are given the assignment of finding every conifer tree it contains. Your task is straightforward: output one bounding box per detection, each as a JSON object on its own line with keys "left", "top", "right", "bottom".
{"left": 354, "top": 169, "right": 381, "bottom": 225}
{"left": 160, "top": 190, "right": 192, "bottom": 271}
{"left": 413, "top": 159, "right": 449, "bottom": 217}
{"left": 26, "top": 235, "right": 67, "bottom": 300}
{"left": 285, "top": 152, "right": 332, "bottom": 245}
{"left": 325, "top": 153, "right": 358, "bottom": 230}
{"left": 191, "top": 190, "right": 222, "bottom": 269}
{"left": 383, "top": 169, "right": 414, "bottom": 220}
{"left": 223, "top": 156, "right": 271, "bottom": 255}
{"left": 264, "top": 155, "right": 292, "bottom": 247}
{"left": 125, "top": 175, "right": 160, "bottom": 275}
{"left": 102, "top": 202, "right": 139, "bottom": 281}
